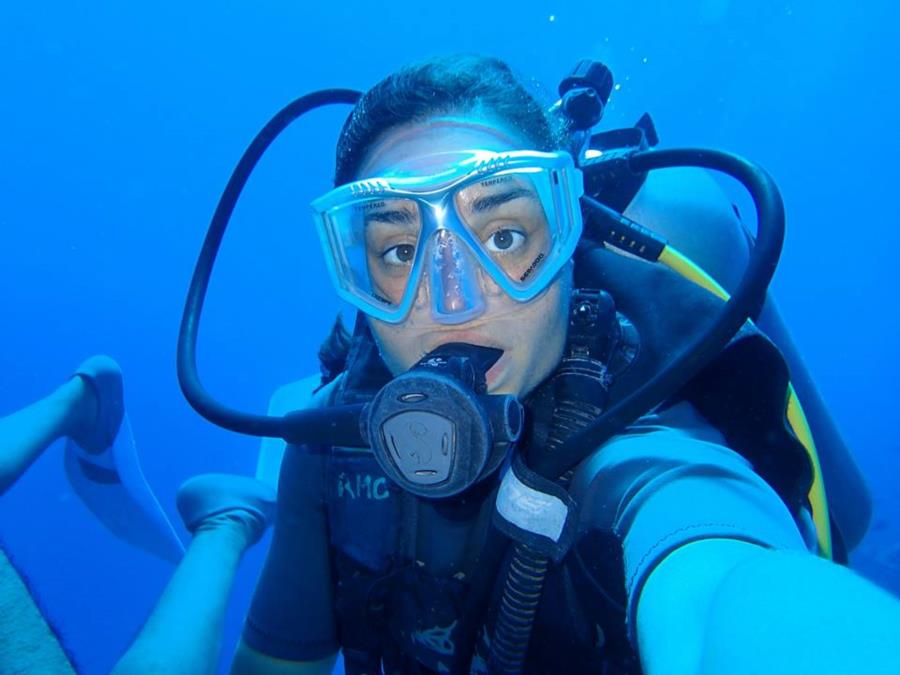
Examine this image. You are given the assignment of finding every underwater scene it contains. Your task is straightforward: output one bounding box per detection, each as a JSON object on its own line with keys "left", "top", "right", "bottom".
{"left": 1, "top": 1, "right": 898, "bottom": 673}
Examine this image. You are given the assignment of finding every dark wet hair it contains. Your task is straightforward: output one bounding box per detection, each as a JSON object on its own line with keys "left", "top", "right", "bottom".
{"left": 318, "top": 314, "right": 351, "bottom": 384}
{"left": 334, "top": 54, "right": 564, "bottom": 185}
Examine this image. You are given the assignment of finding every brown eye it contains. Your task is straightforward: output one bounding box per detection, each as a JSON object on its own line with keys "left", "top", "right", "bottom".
{"left": 383, "top": 243, "right": 416, "bottom": 265}
{"left": 487, "top": 229, "right": 525, "bottom": 253}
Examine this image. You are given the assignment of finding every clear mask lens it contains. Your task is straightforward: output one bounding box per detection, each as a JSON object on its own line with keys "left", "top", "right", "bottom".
{"left": 452, "top": 173, "right": 554, "bottom": 289}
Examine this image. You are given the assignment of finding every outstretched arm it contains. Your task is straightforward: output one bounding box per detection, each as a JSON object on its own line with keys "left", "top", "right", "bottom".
{"left": 638, "top": 538, "right": 900, "bottom": 675}
{"left": 572, "top": 402, "right": 898, "bottom": 675}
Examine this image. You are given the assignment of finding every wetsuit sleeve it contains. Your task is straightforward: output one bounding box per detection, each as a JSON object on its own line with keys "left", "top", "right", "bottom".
{"left": 242, "top": 444, "right": 339, "bottom": 660}
{"left": 571, "top": 401, "right": 808, "bottom": 645}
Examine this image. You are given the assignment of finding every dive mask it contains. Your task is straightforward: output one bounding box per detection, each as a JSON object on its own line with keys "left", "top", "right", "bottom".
{"left": 311, "top": 149, "right": 584, "bottom": 324}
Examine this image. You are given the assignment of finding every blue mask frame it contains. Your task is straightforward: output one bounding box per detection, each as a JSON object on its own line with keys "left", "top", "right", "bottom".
{"left": 311, "top": 149, "right": 584, "bottom": 324}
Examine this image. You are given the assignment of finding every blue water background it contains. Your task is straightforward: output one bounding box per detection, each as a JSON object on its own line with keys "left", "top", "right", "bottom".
{"left": 1, "top": 2, "right": 897, "bottom": 672}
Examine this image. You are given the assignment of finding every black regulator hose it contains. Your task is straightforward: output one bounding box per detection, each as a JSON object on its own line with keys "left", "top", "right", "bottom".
{"left": 176, "top": 88, "right": 367, "bottom": 446}
{"left": 490, "top": 384, "right": 606, "bottom": 674}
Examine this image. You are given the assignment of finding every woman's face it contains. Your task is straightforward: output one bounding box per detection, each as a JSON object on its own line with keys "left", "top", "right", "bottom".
{"left": 356, "top": 116, "right": 571, "bottom": 398}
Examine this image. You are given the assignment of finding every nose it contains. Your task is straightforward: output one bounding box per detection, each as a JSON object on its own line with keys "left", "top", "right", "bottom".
{"left": 427, "top": 229, "right": 486, "bottom": 324}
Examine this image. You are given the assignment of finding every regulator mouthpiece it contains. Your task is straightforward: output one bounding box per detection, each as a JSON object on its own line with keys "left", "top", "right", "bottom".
{"left": 366, "top": 343, "right": 521, "bottom": 499}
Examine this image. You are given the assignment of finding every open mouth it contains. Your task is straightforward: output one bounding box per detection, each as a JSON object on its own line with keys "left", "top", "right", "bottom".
{"left": 484, "top": 351, "right": 510, "bottom": 390}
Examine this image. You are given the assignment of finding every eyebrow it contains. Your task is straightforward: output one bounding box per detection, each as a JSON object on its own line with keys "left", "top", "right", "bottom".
{"left": 364, "top": 207, "right": 417, "bottom": 226}
{"left": 470, "top": 187, "right": 538, "bottom": 214}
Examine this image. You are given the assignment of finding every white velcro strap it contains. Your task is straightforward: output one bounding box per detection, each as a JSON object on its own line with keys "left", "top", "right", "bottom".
{"left": 496, "top": 464, "right": 569, "bottom": 543}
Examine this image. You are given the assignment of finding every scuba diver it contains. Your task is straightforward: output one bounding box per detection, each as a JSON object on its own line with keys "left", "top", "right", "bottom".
{"left": 174, "top": 55, "right": 900, "bottom": 674}
{"left": 0, "top": 356, "right": 275, "bottom": 674}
